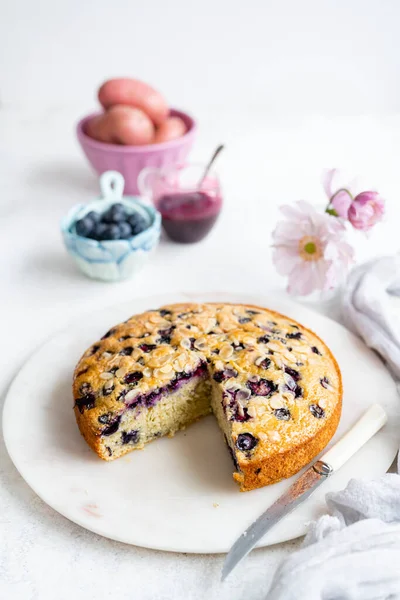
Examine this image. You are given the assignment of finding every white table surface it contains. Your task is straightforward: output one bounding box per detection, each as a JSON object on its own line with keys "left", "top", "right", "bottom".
{"left": 1, "top": 107, "right": 400, "bottom": 600}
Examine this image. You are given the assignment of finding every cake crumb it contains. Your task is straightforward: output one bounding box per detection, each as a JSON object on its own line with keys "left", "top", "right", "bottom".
{"left": 213, "top": 502, "right": 219, "bottom": 508}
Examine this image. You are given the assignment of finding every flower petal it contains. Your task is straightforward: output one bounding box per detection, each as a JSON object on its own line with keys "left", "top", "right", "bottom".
{"left": 330, "top": 190, "right": 352, "bottom": 219}
{"left": 287, "top": 261, "right": 321, "bottom": 296}
{"left": 272, "top": 246, "right": 301, "bottom": 276}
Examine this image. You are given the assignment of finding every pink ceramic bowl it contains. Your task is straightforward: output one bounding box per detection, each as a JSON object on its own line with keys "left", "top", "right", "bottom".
{"left": 76, "top": 108, "right": 197, "bottom": 194}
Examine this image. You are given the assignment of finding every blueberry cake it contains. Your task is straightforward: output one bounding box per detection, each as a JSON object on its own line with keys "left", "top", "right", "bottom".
{"left": 73, "top": 303, "right": 342, "bottom": 491}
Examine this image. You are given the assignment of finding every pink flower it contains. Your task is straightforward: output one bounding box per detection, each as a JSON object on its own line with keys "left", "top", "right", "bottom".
{"left": 322, "top": 168, "right": 356, "bottom": 218}
{"left": 272, "top": 201, "right": 354, "bottom": 296}
{"left": 348, "top": 191, "right": 385, "bottom": 231}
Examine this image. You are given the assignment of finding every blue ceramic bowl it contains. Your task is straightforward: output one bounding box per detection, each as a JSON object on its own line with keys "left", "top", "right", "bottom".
{"left": 61, "top": 171, "right": 161, "bottom": 282}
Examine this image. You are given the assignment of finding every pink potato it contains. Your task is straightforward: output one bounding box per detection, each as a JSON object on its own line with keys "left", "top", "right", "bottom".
{"left": 153, "top": 116, "right": 187, "bottom": 144}
{"left": 85, "top": 114, "right": 115, "bottom": 143}
{"left": 98, "top": 78, "right": 169, "bottom": 126}
{"left": 85, "top": 106, "right": 155, "bottom": 146}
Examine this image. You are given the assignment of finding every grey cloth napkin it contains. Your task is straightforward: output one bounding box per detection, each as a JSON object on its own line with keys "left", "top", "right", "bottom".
{"left": 267, "top": 257, "right": 400, "bottom": 600}
{"left": 341, "top": 255, "right": 400, "bottom": 380}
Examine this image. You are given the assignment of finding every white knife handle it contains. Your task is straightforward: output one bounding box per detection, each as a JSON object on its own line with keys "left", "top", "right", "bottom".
{"left": 321, "top": 403, "right": 387, "bottom": 472}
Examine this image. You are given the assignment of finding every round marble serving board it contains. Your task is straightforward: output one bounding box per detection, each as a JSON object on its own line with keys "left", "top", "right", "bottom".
{"left": 3, "top": 292, "right": 400, "bottom": 553}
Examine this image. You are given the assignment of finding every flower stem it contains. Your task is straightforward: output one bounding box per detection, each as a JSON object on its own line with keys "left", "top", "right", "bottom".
{"left": 325, "top": 188, "right": 353, "bottom": 213}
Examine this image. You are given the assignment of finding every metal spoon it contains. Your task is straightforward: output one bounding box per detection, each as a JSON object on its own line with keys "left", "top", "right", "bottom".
{"left": 198, "top": 144, "right": 224, "bottom": 189}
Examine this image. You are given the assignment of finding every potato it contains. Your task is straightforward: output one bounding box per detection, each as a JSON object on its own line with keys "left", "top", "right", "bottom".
{"left": 153, "top": 116, "right": 187, "bottom": 144}
{"left": 85, "top": 114, "right": 115, "bottom": 143}
{"left": 85, "top": 106, "right": 155, "bottom": 146}
{"left": 107, "top": 105, "right": 155, "bottom": 145}
{"left": 98, "top": 78, "right": 169, "bottom": 126}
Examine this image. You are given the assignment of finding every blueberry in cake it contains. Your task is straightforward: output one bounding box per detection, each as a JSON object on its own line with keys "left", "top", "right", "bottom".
{"left": 73, "top": 303, "right": 342, "bottom": 491}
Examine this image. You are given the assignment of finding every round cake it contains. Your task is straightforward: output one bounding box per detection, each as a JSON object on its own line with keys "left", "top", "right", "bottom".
{"left": 73, "top": 302, "right": 342, "bottom": 491}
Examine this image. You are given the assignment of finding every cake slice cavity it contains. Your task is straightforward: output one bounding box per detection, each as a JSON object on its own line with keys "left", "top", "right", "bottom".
{"left": 99, "top": 374, "right": 212, "bottom": 460}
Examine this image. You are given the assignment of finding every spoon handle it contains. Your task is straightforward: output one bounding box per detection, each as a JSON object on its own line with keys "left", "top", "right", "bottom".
{"left": 198, "top": 144, "right": 224, "bottom": 188}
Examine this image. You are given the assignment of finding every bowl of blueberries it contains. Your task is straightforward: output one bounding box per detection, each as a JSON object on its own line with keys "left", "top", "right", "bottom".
{"left": 61, "top": 171, "right": 161, "bottom": 281}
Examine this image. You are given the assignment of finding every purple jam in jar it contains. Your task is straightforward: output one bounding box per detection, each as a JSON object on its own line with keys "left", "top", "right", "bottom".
{"left": 157, "top": 190, "right": 222, "bottom": 243}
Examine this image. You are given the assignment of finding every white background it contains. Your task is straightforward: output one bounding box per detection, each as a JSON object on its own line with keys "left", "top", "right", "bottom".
{"left": 1, "top": 1, "right": 400, "bottom": 599}
{"left": 2, "top": 0, "right": 400, "bottom": 116}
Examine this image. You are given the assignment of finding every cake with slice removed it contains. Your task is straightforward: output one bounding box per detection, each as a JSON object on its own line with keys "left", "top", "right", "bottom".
{"left": 73, "top": 302, "right": 342, "bottom": 491}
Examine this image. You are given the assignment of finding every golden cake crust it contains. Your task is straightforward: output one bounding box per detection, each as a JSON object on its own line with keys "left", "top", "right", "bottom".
{"left": 73, "top": 302, "right": 342, "bottom": 491}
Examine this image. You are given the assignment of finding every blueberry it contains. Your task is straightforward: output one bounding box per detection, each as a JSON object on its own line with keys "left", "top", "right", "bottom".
{"left": 102, "top": 384, "right": 114, "bottom": 396}
{"left": 98, "top": 412, "right": 112, "bottom": 424}
{"left": 283, "top": 368, "right": 302, "bottom": 397}
{"left": 296, "top": 386, "right": 303, "bottom": 398}
{"left": 232, "top": 342, "right": 245, "bottom": 351}
{"left": 274, "top": 408, "right": 291, "bottom": 420}
{"left": 247, "top": 378, "right": 277, "bottom": 397}
{"left": 75, "top": 217, "right": 95, "bottom": 238}
{"left": 246, "top": 310, "right": 259, "bottom": 315}
{"left": 286, "top": 331, "right": 302, "bottom": 340}
{"left": 139, "top": 343, "right": 157, "bottom": 353}
{"left": 311, "top": 346, "right": 322, "bottom": 355}
{"left": 124, "top": 371, "right": 143, "bottom": 384}
{"left": 102, "top": 416, "right": 121, "bottom": 436}
{"left": 169, "top": 370, "right": 191, "bottom": 390}
{"left": 213, "top": 368, "right": 238, "bottom": 383}
{"left": 320, "top": 376, "right": 330, "bottom": 389}
{"left": 258, "top": 358, "right": 271, "bottom": 370}
{"left": 99, "top": 224, "right": 120, "bottom": 240}
{"left": 257, "top": 335, "right": 270, "bottom": 344}
{"left": 284, "top": 366, "right": 301, "bottom": 381}
{"left": 157, "top": 326, "right": 175, "bottom": 345}
{"left": 106, "top": 447, "right": 112, "bottom": 457}
{"left": 144, "top": 390, "right": 162, "bottom": 407}
{"left": 309, "top": 404, "right": 325, "bottom": 418}
{"left": 128, "top": 213, "right": 147, "bottom": 235}
{"left": 159, "top": 326, "right": 175, "bottom": 337}
{"left": 118, "top": 222, "right": 132, "bottom": 239}
{"left": 119, "top": 346, "right": 133, "bottom": 356}
{"left": 90, "top": 222, "right": 108, "bottom": 240}
{"left": 102, "top": 204, "right": 127, "bottom": 224}
{"left": 230, "top": 405, "right": 251, "bottom": 422}
{"left": 284, "top": 373, "right": 297, "bottom": 393}
{"left": 75, "top": 392, "right": 95, "bottom": 413}
{"left": 238, "top": 317, "right": 251, "bottom": 324}
{"left": 111, "top": 203, "right": 125, "bottom": 214}
{"left": 86, "top": 211, "right": 101, "bottom": 223}
{"left": 102, "top": 329, "right": 116, "bottom": 340}
{"left": 236, "top": 433, "right": 258, "bottom": 452}
{"left": 159, "top": 309, "right": 172, "bottom": 317}
{"left": 121, "top": 430, "right": 139, "bottom": 444}
{"left": 79, "top": 382, "right": 92, "bottom": 395}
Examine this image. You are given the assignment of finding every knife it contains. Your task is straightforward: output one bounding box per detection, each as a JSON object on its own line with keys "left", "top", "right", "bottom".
{"left": 222, "top": 403, "right": 387, "bottom": 581}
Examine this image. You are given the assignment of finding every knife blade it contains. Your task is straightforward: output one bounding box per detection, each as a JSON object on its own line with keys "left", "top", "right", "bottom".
{"left": 221, "top": 403, "right": 387, "bottom": 581}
